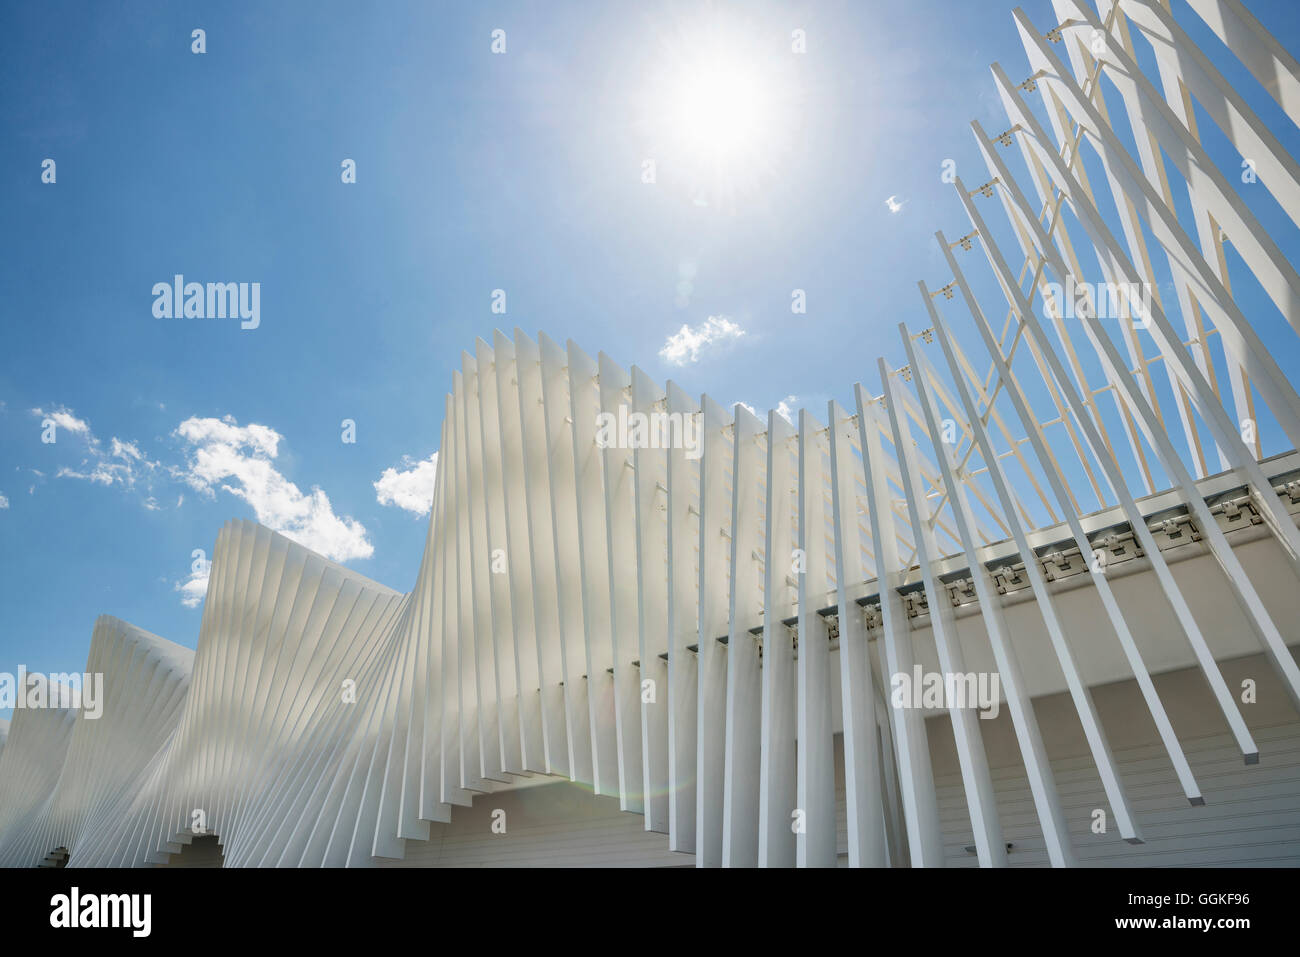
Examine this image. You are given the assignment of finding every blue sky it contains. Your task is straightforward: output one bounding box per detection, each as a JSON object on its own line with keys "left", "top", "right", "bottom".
{"left": 2, "top": 0, "right": 1298, "bottom": 715}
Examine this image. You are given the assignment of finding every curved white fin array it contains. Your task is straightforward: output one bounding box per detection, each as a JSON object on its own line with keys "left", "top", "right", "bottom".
{"left": 2, "top": 0, "right": 1299, "bottom": 867}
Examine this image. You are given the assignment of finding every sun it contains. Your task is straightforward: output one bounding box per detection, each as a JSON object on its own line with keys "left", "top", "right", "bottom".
{"left": 663, "top": 51, "right": 772, "bottom": 166}
{"left": 638, "top": 18, "right": 800, "bottom": 209}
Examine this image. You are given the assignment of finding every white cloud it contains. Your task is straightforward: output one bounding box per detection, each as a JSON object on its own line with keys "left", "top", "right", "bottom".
{"left": 374, "top": 452, "right": 438, "bottom": 517}
{"left": 56, "top": 465, "right": 115, "bottom": 486}
{"left": 31, "top": 406, "right": 90, "bottom": 436}
{"left": 174, "top": 557, "right": 210, "bottom": 609}
{"left": 110, "top": 438, "right": 145, "bottom": 461}
{"left": 776, "top": 395, "right": 798, "bottom": 423}
{"left": 0, "top": 493, "right": 8, "bottom": 509}
{"left": 659, "top": 315, "right": 745, "bottom": 365}
{"left": 21, "top": 407, "right": 372, "bottom": 581}
{"left": 31, "top": 406, "right": 161, "bottom": 490}
{"left": 174, "top": 415, "right": 373, "bottom": 563}
{"left": 731, "top": 395, "right": 798, "bottom": 424}
{"left": 885, "top": 194, "right": 906, "bottom": 214}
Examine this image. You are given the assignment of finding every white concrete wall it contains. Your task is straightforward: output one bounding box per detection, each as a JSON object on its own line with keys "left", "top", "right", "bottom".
{"left": 380, "top": 782, "right": 690, "bottom": 868}
{"left": 373, "top": 652, "right": 1300, "bottom": 868}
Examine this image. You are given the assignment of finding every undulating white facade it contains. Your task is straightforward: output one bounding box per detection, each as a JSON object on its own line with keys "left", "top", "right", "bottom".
{"left": 2, "top": 0, "right": 1299, "bottom": 867}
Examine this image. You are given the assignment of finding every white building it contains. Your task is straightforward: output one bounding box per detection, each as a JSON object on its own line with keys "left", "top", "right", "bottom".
{"left": 2, "top": 0, "right": 1299, "bottom": 867}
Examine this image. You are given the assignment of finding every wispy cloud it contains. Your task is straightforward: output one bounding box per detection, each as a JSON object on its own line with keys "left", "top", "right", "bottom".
{"left": 23, "top": 406, "right": 374, "bottom": 597}
{"left": 30, "top": 406, "right": 162, "bottom": 490}
{"left": 374, "top": 451, "right": 439, "bottom": 517}
{"left": 660, "top": 315, "right": 745, "bottom": 365}
{"left": 174, "top": 415, "right": 373, "bottom": 563}
{"left": 0, "top": 493, "right": 9, "bottom": 510}
{"left": 885, "top": 194, "right": 906, "bottom": 214}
